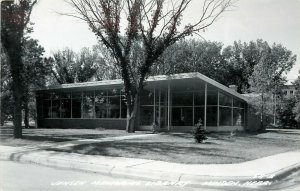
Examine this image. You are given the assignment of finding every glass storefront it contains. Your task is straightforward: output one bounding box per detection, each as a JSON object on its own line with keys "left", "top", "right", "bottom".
{"left": 41, "top": 86, "right": 246, "bottom": 128}
{"left": 139, "top": 89, "right": 246, "bottom": 128}
{"left": 42, "top": 89, "right": 126, "bottom": 119}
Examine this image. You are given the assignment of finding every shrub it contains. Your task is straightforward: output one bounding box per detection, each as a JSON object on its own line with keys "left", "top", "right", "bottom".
{"left": 193, "top": 119, "right": 207, "bottom": 143}
{"left": 152, "top": 122, "right": 159, "bottom": 133}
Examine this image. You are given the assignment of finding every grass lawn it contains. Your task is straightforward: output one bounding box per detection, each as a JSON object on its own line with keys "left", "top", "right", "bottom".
{"left": 0, "top": 128, "right": 144, "bottom": 147}
{"left": 47, "top": 129, "right": 300, "bottom": 164}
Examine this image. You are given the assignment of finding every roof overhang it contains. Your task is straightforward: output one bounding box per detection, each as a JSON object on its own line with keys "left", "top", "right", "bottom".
{"left": 37, "top": 72, "right": 248, "bottom": 102}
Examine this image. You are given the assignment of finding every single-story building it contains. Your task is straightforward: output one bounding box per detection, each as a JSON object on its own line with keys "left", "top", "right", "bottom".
{"left": 36, "top": 72, "right": 252, "bottom": 132}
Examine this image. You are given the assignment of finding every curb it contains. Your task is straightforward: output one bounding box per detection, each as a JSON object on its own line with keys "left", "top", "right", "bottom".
{"left": 0, "top": 150, "right": 182, "bottom": 182}
{"left": 1, "top": 149, "right": 300, "bottom": 186}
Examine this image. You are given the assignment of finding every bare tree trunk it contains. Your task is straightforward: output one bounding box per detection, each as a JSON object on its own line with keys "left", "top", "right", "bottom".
{"left": 11, "top": 52, "right": 23, "bottom": 138}
{"left": 12, "top": 83, "right": 23, "bottom": 138}
{"left": 23, "top": 88, "right": 29, "bottom": 128}
{"left": 24, "top": 101, "right": 29, "bottom": 128}
{"left": 126, "top": 93, "right": 139, "bottom": 133}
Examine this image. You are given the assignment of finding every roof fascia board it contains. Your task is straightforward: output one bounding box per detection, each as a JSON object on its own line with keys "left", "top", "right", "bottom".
{"left": 37, "top": 72, "right": 248, "bottom": 102}
{"left": 195, "top": 73, "right": 248, "bottom": 102}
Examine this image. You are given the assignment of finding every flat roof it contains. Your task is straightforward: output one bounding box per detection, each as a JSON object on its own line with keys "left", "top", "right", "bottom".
{"left": 38, "top": 72, "right": 248, "bottom": 102}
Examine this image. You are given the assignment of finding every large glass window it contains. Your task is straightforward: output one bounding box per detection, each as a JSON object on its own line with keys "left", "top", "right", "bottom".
{"left": 107, "top": 96, "right": 120, "bottom": 118}
{"left": 108, "top": 88, "right": 120, "bottom": 96}
{"left": 233, "top": 99, "right": 241, "bottom": 107}
{"left": 172, "top": 92, "right": 193, "bottom": 106}
{"left": 194, "top": 92, "right": 205, "bottom": 106}
{"left": 61, "top": 99, "right": 71, "bottom": 118}
{"left": 83, "top": 92, "right": 94, "bottom": 118}
{"left": 159, "top": 107, "right": 168, "bottom": 127}
{"left": 170, "top": 91, "right": 193, "bottom": 126}
{"left": 121, "top": 94, "right": 127, "bottom": 118}
{"left": 72, "top": 92, "right": 82, "bottom": 118}
{"left": 140, "top": 90, "right": 154, "bottom": 105}
{"left": 219, "top": 93, "right": 232, "bottom": 106}
{"left": 194, "top": 107, "right": 204, "bottom": 125}
{"left": 207, "top": 106, "right": 217, "bottom": 126}
{"left": 172, "top": 107, "right": 193, "bottom": 126}
{"left": 43, "top": 99, "right": 51, "bottom": 118}
{"left": 140, "top": 106, "right": 154, "bottom": 126}
{"left": 52, "top": 99, "right": 60, "bottom": 118}
{"left": 140, "top": 89, "right": 155, "bottom": 126}
{"left": 219, "top": 107, "right": 232, "bottom": 126}
{"left": 60, "top": 93, "right": 71, "bottom": 118}
{"left": 41, "top": 89, "right": 127, "bottom": 119}
{"left": 94, "top": 89, "right": 127, "bottom": 119}
{"left": 207, "top": 91, "right": 218, "bottom": 105}
{"left": 233, "top": 108, "right": 244, "bottom": 126}
{"left": 95, "top": 91, "right": 107, "bottom": 118}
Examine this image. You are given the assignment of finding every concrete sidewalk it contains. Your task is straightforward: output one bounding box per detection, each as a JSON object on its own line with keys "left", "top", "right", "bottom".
{"left": 1, "top": 143, "right": 300, "bottom": 186}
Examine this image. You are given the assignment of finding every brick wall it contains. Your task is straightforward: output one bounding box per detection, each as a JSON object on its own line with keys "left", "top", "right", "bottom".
{"left": 39, "top": 119, "right": 126, "bottom": 130}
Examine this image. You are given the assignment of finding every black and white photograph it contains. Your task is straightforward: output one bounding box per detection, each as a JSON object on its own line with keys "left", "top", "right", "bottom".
{"left": 0, "top": 0, "right": 300, "bottom": 190}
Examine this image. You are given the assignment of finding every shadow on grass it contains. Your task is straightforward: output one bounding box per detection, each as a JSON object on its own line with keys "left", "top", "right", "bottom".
{"left": 167, "top": 133, "right": 193, "bottom": 139}
{"left": 22, "top": 134, "right": 113, "bottom": 143}
{"left": 46, "top": 141, "right": 246, "bottom": 164}
{"left": 22, "top": 135, "right": 71, "bottom": 142}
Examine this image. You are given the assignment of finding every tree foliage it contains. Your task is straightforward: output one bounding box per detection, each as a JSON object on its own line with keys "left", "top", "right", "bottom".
{"left": 153, "top": 40, "right": 227, "bottom": 82}
{"left": 1, "top": 0, "right": 37, "bottom": 138}
{"left": 293, "top": 75, "right": 300, "bottom": 127}
{"left": 67, "top": 0, "right": 234, "bottom": 132}
{"left": 277, "top": 97, "right": 297, "bottom": 128}
{"left": 49, "top": 46, "right": 117, "bottom": 85}
{"left": 22, "top": 38, "right": 51, "bottom": 128}
{"left": 248, "top": 41, "right": 296, "bottom": 130}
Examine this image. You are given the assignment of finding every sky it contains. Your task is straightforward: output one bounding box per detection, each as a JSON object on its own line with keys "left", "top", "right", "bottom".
{"left": 29, "top": 0, "right": 300, "bottom": 81}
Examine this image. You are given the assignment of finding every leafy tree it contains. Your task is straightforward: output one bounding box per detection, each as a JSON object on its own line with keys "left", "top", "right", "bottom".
{"left": 0, "top": 48, "right": 12, "bottom": 125}
{"left": 248, "top": 41, "right": 296, "bottom": 130}
{"left": 67, "top": 0, "right": 234, "bottom": 132}
{"left": 76, "top": 47, "right": 101, "bottom": 82}
{"left": 1, "top": 0, "right": 37, "bottom": 138}
{"left": 22, "top": 38, "right": 51, "bottom": 128}
{"left": 1, "top": 38, "right": 50, "bottom": 127}
{"left": 50, "top": 48, "right": 77, "bottom": 84}
{"left": 293, "top": 75, "right": 300, "bottom": 127}
{"left": 222, "top": 40, "right": 268, "bottom": 93}
{"left": 153, "top": 39, "right": 227, "bottom": 83}
{"left": 49, "top": 47, "right": 114, "bottom": 84}
{"left": 277, "top": 96, "right": 297, "bottom": 128}
{"left": 88, "top": 44, "right": 119, "bottom": 81}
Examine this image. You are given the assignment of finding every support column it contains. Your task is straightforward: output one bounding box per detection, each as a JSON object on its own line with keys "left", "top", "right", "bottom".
{"left": 81, "top": 92, "right": 84, "bottom": 118}
{"left": 231, "top": 97, "right": 234, "bottom": 126}
{"left": 70, "top": 92, "right": 73, "bottom": 118}
{"left": 153, "top": 88, "right": 156, "bottom": 124}
{"left": 204, "top": 83, "right": 207, "bottom": 130}
{"left": 274, "top": 93, "right": 276, "bottom": 125}
{"left": 217, "top": 91, "right": 219, "bottom": 127}
{"left": 159, "top": 89, "right": 161, "bottom": 127}
{"left": 119, "top": 90, "right": 122, "bottom": 118}
{"left": 192, "top": 92, "right": 195, "bottom": 126}
{"left": 244, "top": 103, "right": 246, "bottom": 128}
{"left": 60, "top": 97, "right": 62, "bottom": 118}
{"left": 50, "top": 93, "right": 53, "bottom": 118}
{"left": 167, "top": 83, "right": 170, "bottom": 131}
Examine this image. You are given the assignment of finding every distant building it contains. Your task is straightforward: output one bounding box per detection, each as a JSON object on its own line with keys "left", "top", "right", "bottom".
{"left": 282, "top": 84, "right": 296, "bottom": 98}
